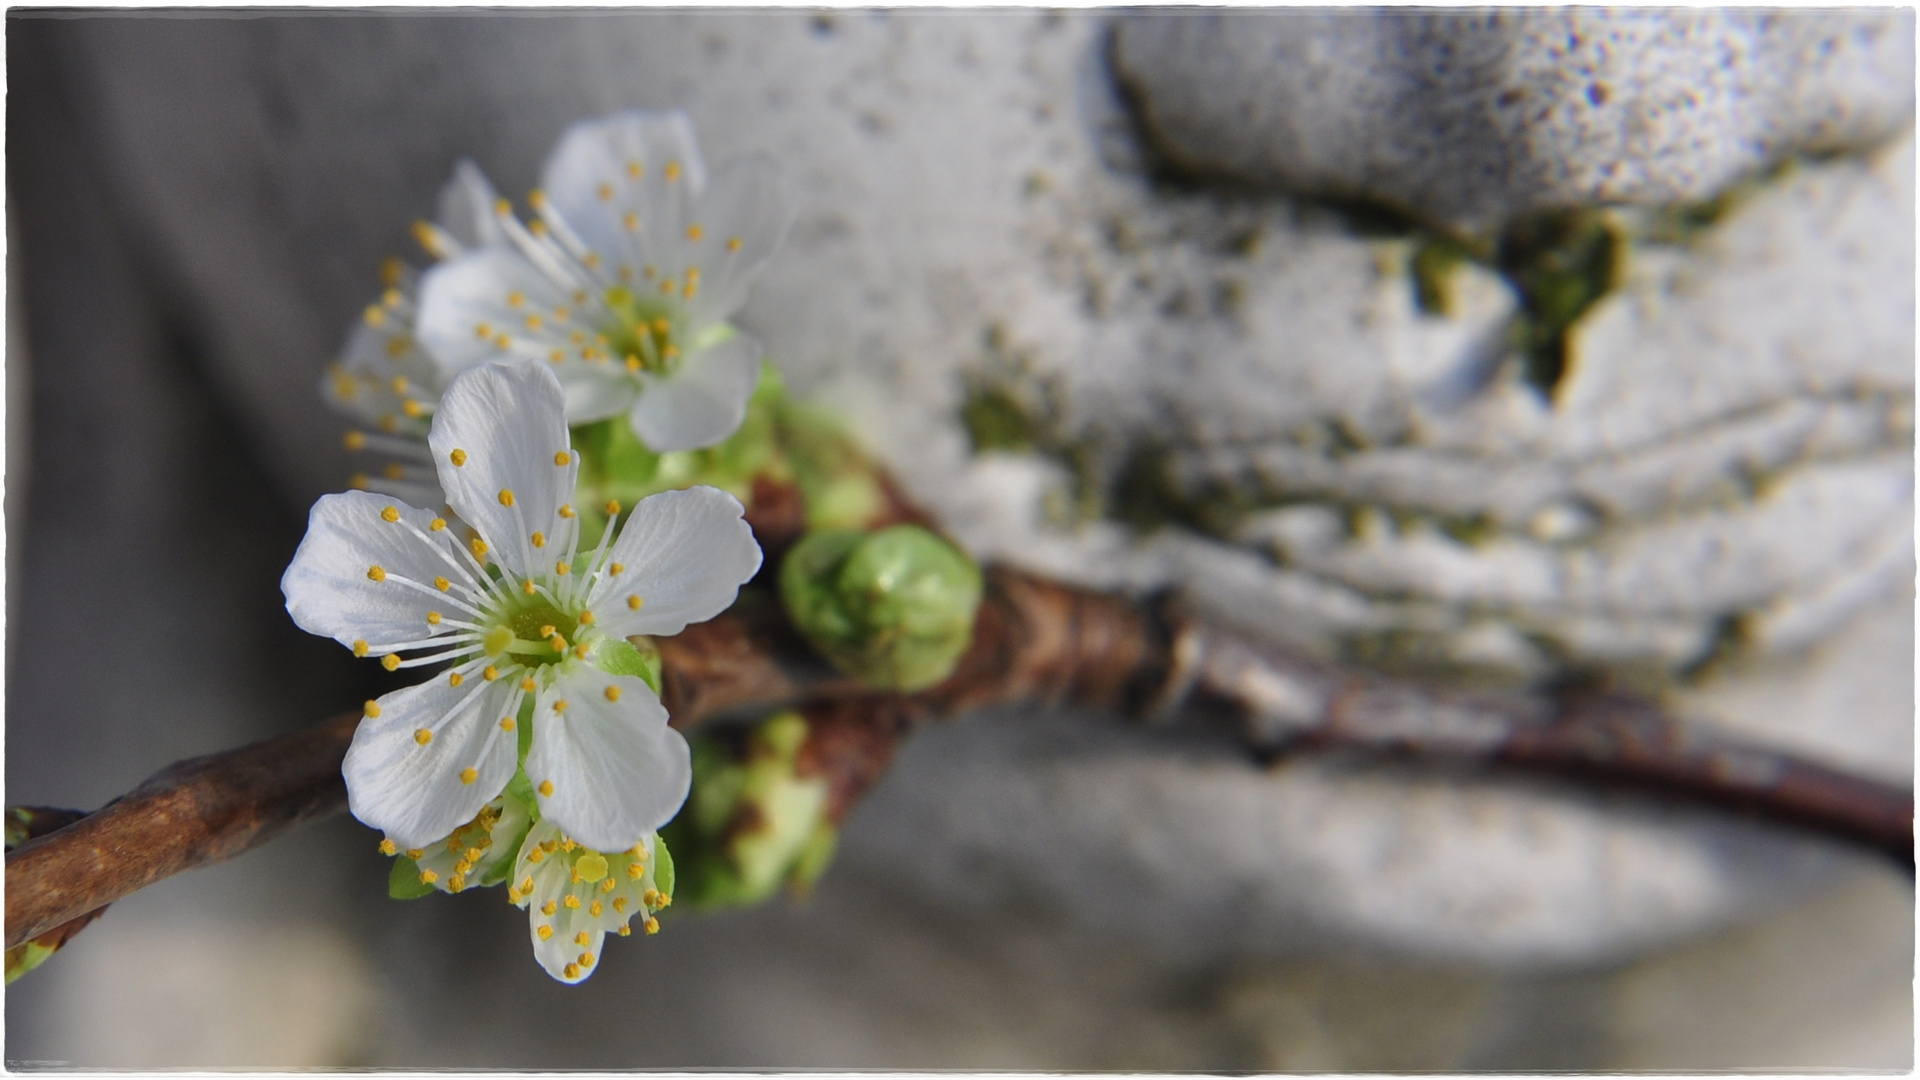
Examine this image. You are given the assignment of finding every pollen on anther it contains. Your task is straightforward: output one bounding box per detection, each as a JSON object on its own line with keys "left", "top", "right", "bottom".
{"left": 645, "top": 917, "right": 660, "bottom": 935}
{"left": 539, "top": 780, "right": 555, "bottom": 797}
{"left": 604, "top": 499, "right": 622, "bottom": 516}
{"left": 414, "top": 729, "right": 433, "bottom": 746}
{"left": 604, "top": 685, "right": 622, "bottom": 702}
{"left": 579, "top": 611, "right": 595, "bottom": 625}
{"left": 379, "top": 839, "right": 397, "bottom": 856}
{"left": 522, "top": 580, "right": 537, "bottom": 595}
{"left": 364, "top": 699, "right": 382, "bottom": 718}
{"left": 353, "top": 640, "right": 370, "bottom": 657}
{"left": 521, "top": 677, "right": 537, "bottom": 692}
{"left": 528, "top": 847, "right": 546, "bottom": 864}
{"left": 574, "top": 930, "right": 591, "bottom": 947}
{"left": 531, "top": 531, "right": 547, "bottom": 549}
{"left": 460, "top": 767, "right": 478, "bottom": 785}
{"left": 538, "top": 624, "right": 556, "bottom": 638}
{"left": 613, "top": 896, "right": 629, "bottom": 913}
{"left": 564, "top": 894, "right": 582, "bottom": 910}
{"left": 384, "top": 462, "right": 407, "bottom": 481}
{"left": 555, "top": 560, "right": 570, "bottom": 575}
{"left": 552, "top": 699, "right": 569, "bottom": 713}
{"left": 344, "top": 430, "right": 368, "bottom": 451}
{"left": 628, "top": 595, "right": 643, "bottom": 610}
{"left": 563, "top": 963, "right": 580, "bottom": 979}
{"left": 541, "top": 899, "right": 557, "bottom": 916}
{"left": 405, "top": 847, "right": 425, "bottom": 860}
{"left": 471, "top": 537, "right": 490, "bottom": 559}
{"left": 434, "top": 576, "right": 450, "bottom": 591}
{"left": 554, "top": 450, "right": 573, "bottom": 467}
{"left": 623, "top": 211, "right": 639, "bottom": 231}
{"left": 537, "top": 924, "right": 553, "bottom": 941}
{"left": 448, "top": 672, "right": 463, "bottom": 688}
{"left": 484, "top": 665, "right": 500, "bottom": 681}
{"left": 627, "top": 862, "right": 644, "bottom": 880}
{"left": 626, "top": 160, "right": 643, "bottom": 180}
{"left": 665, "top": 161, "right": 682, "bottom": 181}
{"left": 367, "top": 565, "right": 387, "bottom": 582}
{"left": 427, "top": 611, "right": 443, "bottom": 626}
{"left": 449, "top": 448, "right": 468, "bottom": 466}
{"left": 498, "top": 488, "right": 515, "bottom": 507}
{"left": 402, "top": 399, "right": 424, "bottom": 419}
{"left": 573, "top": 644, "right": 590, "bottom": 659}
{"left": 727, "top": 236, "right": 743, "bottom": 252}
{"left": 598, "top": 182, "right": 615, "bottom": 201}
{"left": 610, "top": 562, "right": 625, "bottom": 574}
{"left": 559, "top": 505, "right": 575, "bottom": 519}
{"left": 430, "top": 518, "right": 448, "bottom": 532}
{"left": 420, "top": 869, "right": 438, "bottom": 884}
{"left": 499, "top": 716, "right": 514, "bottom": 732}
{"left": 493, "top": 197, "right": 512, "bottom": 217}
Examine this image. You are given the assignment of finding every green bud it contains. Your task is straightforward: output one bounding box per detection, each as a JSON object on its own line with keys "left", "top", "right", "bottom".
{"left": 388, "top": 856, "right": 437, "bottom": 900}
{"left": 661, "top": 711, "right": 835, "bottom": 909}
{"left": 780, "top": 525, "right": 983, "bottom": 692}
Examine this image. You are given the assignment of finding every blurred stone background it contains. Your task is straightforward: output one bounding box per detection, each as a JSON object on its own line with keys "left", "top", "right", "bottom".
{"left": 5, "top": 10, "right": 1912, "bottom": 1069}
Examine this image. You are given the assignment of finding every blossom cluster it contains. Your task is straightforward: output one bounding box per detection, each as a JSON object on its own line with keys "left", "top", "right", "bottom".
{"left": 286, "top": 111, "right": 790, "bottom": 984}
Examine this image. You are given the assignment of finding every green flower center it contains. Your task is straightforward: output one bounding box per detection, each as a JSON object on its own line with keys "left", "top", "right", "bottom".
{"left": 483, "top": 598, "right": 584, "bottom": 667}
{"left": 602, "top": 286, "right": 683, "bottom": 376}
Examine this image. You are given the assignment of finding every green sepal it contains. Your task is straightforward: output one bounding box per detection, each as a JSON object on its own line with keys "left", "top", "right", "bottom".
{"left": 388, "top": 856, "right": 436, "bottom": 900}
{"left": 651, "top": 831, "right": 676, "bottom": 902}
{"left": 593, "top": 636, "right": 663, "bottom": 696}
{"left": 479, "top": 800, "right": 535, "bottom": 888}
{"left": 5, "top": 940, "right": 60, "bottom": 984}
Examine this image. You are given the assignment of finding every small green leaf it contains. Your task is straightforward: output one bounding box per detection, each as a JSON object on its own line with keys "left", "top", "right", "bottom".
{"left": 593, "top": 637, "right": 663, "bottom": 695}
{"left": 388, "top": 856, "right": 436, "bottom": 900}
{"left": 651, "top": 832, "right": 675, "bottom": 901}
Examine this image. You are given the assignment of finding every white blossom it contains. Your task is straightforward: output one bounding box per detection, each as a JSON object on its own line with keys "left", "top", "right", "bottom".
{"left": 283, "top": 360, "right": 762, "bottom": 852}
{"left": 505, "top": 820, "right": 670, "bottom": 984}
{"left": 416, "top": 110, "right": 794, "bottom": 452}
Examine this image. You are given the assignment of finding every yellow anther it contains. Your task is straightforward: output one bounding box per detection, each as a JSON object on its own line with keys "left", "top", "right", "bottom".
{"left": 508, "top": 887, "right": 520, "bottom": 904}
{"left": 434, "top": 576, "right": 450, "bottom": 591}
{"left": 549, "top": 349, "right": 565, "bottom": 364}
{"left": 519, "top": 876, "right": 534, "bottom": 894}
{"left": 627, "top": 862, "right": 645, "bottom": 880}
{"left": 522, "top": 579, "right": 537, "bottom": 595}
{"left": 529, "top": 189, "right": 547, "bottom": 209}
{"left": 610, "top": 562, "right": 625, "bottom": 575}
{"left": 613, "top": 896, "right": 629, "bottom": 913}
{"left": 573, "top": 644, "right": 590, "bottom": 660}
{"left": 626, "top": 355, "right": 642, "bottom": 373}
{"left": 531, "top": 532, "right": 546, "bottom": 549}
{"left": 459, "top": 767, "right": 478, "bottom": 785}
{"left": 604, "top": 685, "right": 622, "bottom": 702}
{"left": 471, "top": 537, "right": 490, "bottom": 560}
{"left": 564, "top": 894, "right": 581, "bottom": 910}
{"left": 542, "top": 900, "right": 557, "bottom": 916}
{"left": 449, "top": 448, "right": 468, "bottom": 466}
{"left": 578, "top": 611, "right": 595, "bottom": 626}
{"left": 521, "top": 677, "right": 537, "bottom": 692}
{"left": 524, "top": 314, "right": 544, "bottom": 331}
{"left": 427, "top": 611, "right": 443, "bottom": 626}
{"left": 539, "top": 780, "right": 555, "bottom": 797}
{"left": 448, "top": 874, "right": 467, "bottom": 893}
{"left": 430, "top": 518, "right": 448, "bottom": 532}
{"left": 483, "top": 665, "right": 499, "bottom": 681}
{"left": 385, "top": 337, "right": 411, "bottom": 359}
{"left": 419, "top": 869, "right": 438, "bottom": 884}
{"left": 402, "top": 399, "right": 424, "bottom": 419}
{"left": 657, "top": 893, "right": 671, "bottom": 908}
{"left": 559, "top": 505, "right": 575, "bottom": 519}
{"left": 604, "top": 499, "right": 622, "bottom": 516}
{"left": 375, "top": 411, "right": 401, "bottom": 434}
{"left": 465, "top": 847, "right": 483, "bottom": 864}
{"left": 583, "top": 251, "right": 602, "bottom": 269}
{"left": 537, "top": 924, "right": 553, "bottom": 941}
{"left": 555, "top": 560, "right": 570, "bottom": 576}
{"left": 662, "top": 344, "right": 679, "bottom": 360}
{"left": 552, "top": 699, "right": 569, "bottom": 713}
{"left": 382, "top": 654, "right": 401, "bottom": 672}
{"left": 600, "top": 876, "right": 617, "bottom": 893}
{"left": 683, "top": 280, "right": 698, "bottom": 300}
{"left": 645, "top": 916, "right": 660, "bottom": 935}
{"left": 590, "top": 900, "right": 603, "bottom": 916}
{"left": 598, "top": 182, "right": 615, "bottom": 201}
{"left": 574, "top": 930, "right": 591, "bottom": 947}
{"left": 527, "top": 847, "right": 545, "bottom": 864}
{"left": 618, "top": 924, "right": 633, "bottom": 937}
{"left": 538, "top": 624, "right": 556, "bottom": 639}
{"left": 353, "top": 640, "right": 370, "bottom": 657}
{"left": 623, "top": 211, "right": 639, "bottom": 231}
{"left": 390, "top": 375, "right": 410, "bottom": 394}
{"left": 506, "top": 290, "right": 525, "bottom": 309}
{"left": 579, "top": 952, "right": 595, "bottom": 968}
{"left": 650, "top": 317, "right": 669, "bottom": 334}
{"left": 643, "top": 889, "right": 660, "bottom": 907}
{"left": 686, "top": 223, "right": 705, "bottom": 242}
{"left": 367, "top": 565, "right": 387, "bottom": 582}
{"left": 493, "top": 197, "right": 512, "bottom": 217}
{"left": 563, "top": 963, "right": 579, "bottom": 979}
{"left": 659, "top": 279, "right": 676, "bottom": 295}
{"left": 617, "top": 264, "right": 633, "bottom": 281}
{"left": 414, "top": 729, "right": 432, "bottom": 746}
{"left": 380, "top": 255, "right": 404, "bottom": 288}
{"left": 498, "top": 488, "right": 515, "bottom": 507}
{"left": 364, "top": 305, "right": 387, "bottom": 328}
{"left": 628, "top": 595, "right": 643, "bottom": 610}
{"left": 344, "top": 430, "right": 367, "bottom": 451}
{"left": 727, "top": 236, "right": 743, "bottom": 252}
{"left": 379, "top": 839, "right": 397, "bottom": 856}
{"left": 664, "top": 161, "right": 681, "bottom": 181}
{"left": 626, "top": 160, "right": 643, "bottom": 180}
{"left": 499, "top": 716, "right": 514, "bottom": 732}
{"left": 384, "top": 462, "right": 407, "bottom": 481}
{"left": 405, "top": 848, "right": 425, "bottom": 860}
{"left": 447, "top": 672, "right": 463, "bottom": 688}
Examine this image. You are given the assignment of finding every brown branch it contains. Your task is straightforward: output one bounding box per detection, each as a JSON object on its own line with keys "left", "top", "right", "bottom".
{"left": 8, "top": 554, "right": 1912, "bottom": 950}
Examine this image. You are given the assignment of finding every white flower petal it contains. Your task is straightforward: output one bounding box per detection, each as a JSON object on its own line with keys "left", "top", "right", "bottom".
{"left": 427, "top": 361, "right": 579, "bottom": 578}
{"left": 684, "top": 155, "right": 794, "bottom": 327}
{"left": 559, "top": 363, "right": 640, "bottom": 424}
{"left": 343, "top": 675, "right": 521, "bottom": 850}
{"left": 526, "top": 668, "right": 690, "bottom": 853}
{"left": 541, "top": 110, "right": 706, "bottom": 281}
{"left": 415, "top": 247, "right": 576, "bottom": 384}
{"left": 514, "top": 822, "right": 660, "bottom": 984}
{"left": 587, "top": 486, "right": 762, "bottom": 639}
{"left": 435, "top": 159, "right": 507, "bottom": 255}
{"left": 282, "top": 491, "right": 469, "bottom": 650}
{"left": 626, "top": 330, "right": 764, "bottom": 452}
